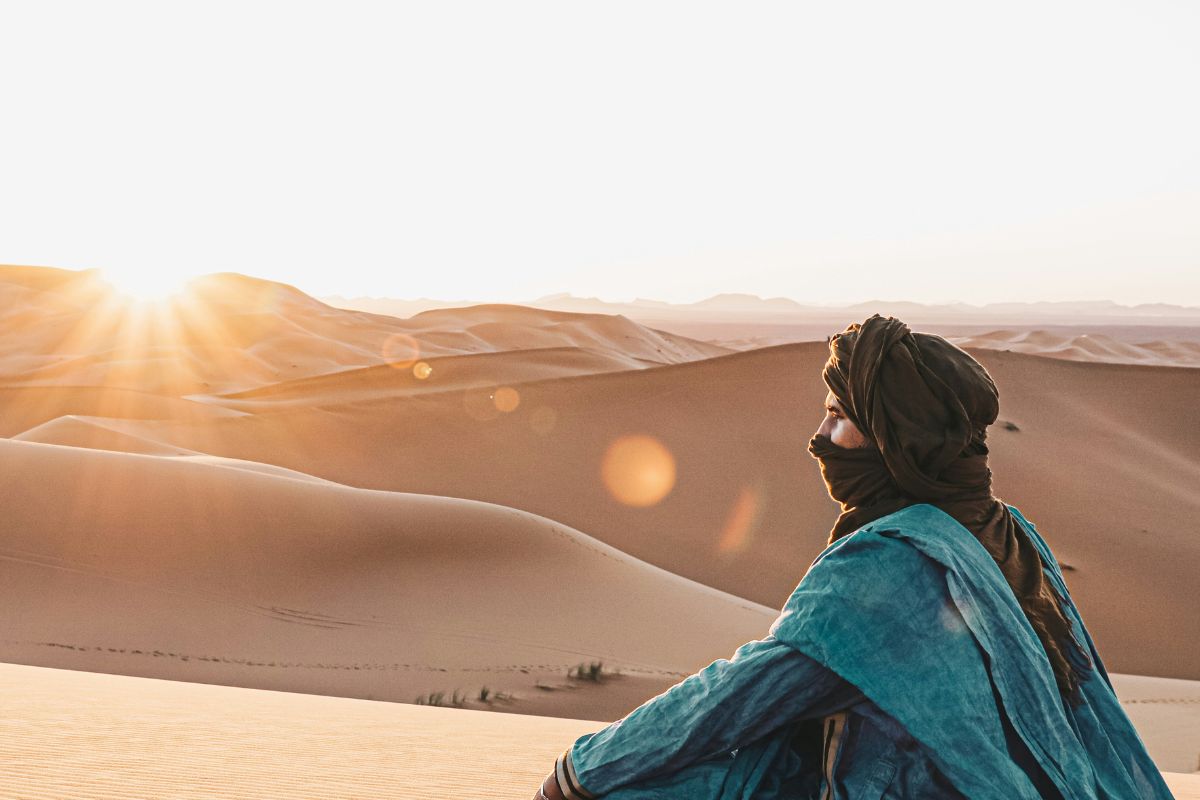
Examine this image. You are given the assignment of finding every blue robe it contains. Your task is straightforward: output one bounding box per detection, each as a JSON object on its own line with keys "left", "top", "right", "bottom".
{"left": 558, "top": 503, "right": 1174, "bottom": 799}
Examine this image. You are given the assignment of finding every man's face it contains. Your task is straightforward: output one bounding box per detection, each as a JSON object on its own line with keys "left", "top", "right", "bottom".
{"left": 816, "top": 391, "right": 870, "bottom": 449}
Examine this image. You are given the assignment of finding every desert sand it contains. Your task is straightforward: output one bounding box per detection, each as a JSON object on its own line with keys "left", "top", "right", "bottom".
{"left": 2, "top": 264, "right": 1198, "bottom": 793}
{"left": 330, "top": 292, "right": 1200, "bottom": 367}
{"left": 1, "top": 663, "right": 1197, "bottom": 798}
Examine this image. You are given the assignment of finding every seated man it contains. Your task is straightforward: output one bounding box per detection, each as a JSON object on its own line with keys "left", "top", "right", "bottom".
{"left": 533, "top": 314, "right": 1172, "bottom": 800}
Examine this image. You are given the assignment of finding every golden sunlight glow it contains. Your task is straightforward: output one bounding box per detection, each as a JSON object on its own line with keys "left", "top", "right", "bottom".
{"left": 601, "top": 434, "right": 676, "bottom": 508}
{"left": 99, "top": 266, "right": 192, "bottom": 304}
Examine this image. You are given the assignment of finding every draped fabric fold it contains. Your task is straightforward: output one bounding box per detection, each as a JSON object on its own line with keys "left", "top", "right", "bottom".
{"left": 761, "top": 504, "right": 1173, "bottom": 800}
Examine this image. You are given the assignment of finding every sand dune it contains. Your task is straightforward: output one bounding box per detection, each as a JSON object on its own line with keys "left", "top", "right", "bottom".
{"left": 0, "top": 437, "right": 770, "bottom": 721}
{"left": 0, "top": 385, "right": 241, "bottom": 438}
{"left": 199, "top": 346, "right": 663, "bottom": 411}
{"left": 0, "top": 265, "right": 727, "bottom": 397}
{"left": 644, "top": 318, "right": 1200, "bottom": 367}
{"left": 404, "top": 303, "right": 733, "bottom": 363}
{"left": 0, "top": 663, "right": 1195, "bottom": 799}
{"left": 11, "top": 414, "right": 199, "bottom": 456}
{"left": 948, "top": 328, "right": 1200, "bottom": 367}
{"left": 77, "top": 340, "right": 1200, "bottom": 681}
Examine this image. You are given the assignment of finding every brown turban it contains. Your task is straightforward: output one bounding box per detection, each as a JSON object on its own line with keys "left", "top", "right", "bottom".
{"left": 808, "top": 314, "right": 1092, "bottom": 705}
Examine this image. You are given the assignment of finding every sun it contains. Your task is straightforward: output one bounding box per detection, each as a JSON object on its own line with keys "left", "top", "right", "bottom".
{"left": 98, "top": 266, "right": 193, "bottom": 305}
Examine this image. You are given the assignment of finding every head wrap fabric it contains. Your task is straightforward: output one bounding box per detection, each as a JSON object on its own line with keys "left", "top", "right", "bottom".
{"left": 808, "top": 435, "right": 909, "bottom": 541}
{"left": 806, "top": 313, "right": 1092, "bottom": 705}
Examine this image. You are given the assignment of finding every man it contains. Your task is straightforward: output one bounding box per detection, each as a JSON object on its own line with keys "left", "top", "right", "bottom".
{"left": 533, "top": 314, "right": 1173, "bottom": 799}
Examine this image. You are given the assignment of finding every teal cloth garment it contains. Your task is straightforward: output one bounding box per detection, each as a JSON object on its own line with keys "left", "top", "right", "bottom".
{"left": 561, "top": 504, "right": 1174, "bottom": 799}
{"left": 559, "top": 635, "right": 865, "bottom": 799}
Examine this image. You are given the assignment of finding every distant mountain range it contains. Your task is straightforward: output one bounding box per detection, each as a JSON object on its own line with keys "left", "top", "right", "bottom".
{"left": 321, "top": 291, "right": 1200, "bottom": 324}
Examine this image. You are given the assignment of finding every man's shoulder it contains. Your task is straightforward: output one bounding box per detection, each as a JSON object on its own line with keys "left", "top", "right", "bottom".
{"left": 815, "top": 503, "right": 963, "bottom": 558}
{"left": 806, "top": 506, "right": 945, "bottom": 577}
{"left": 862, "top": 502, "right": 960, "bottom": 533}
{"left": 815, "top": 501, "right": 1022, "bottom": 576}
{"left": 850, "top": 501, "right": 1033, "bottom": 549}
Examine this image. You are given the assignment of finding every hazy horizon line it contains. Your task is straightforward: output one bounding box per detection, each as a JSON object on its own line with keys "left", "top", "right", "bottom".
{"left": 3, "top": 262, "right": 1199, "bottom": 314}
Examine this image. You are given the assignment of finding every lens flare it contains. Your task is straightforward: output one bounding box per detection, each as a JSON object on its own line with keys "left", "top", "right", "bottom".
{"left": 717, "top": 484, "right": 761, "bottom": 555}
{"left": 601, "top": 434, "right": 676, "bottom": 507}
{"left": 530, "top": 405, "right": 557, "bottom": 434}
{"left": 493, "top": 386, "right": 520, "bottom": 412}
{"left": 463, "top": 384, "right": 501, "bottom": 421}
{"left": 382, "top": 332, "right": 421, "bottom": 369}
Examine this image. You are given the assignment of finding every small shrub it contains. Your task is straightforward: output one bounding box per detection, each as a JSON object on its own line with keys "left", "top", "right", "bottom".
{"left": 414, "top": 689, "right": 467, "bottom": 708}
{"left": 568, "top": 660, "right": 610, "bottom": 683}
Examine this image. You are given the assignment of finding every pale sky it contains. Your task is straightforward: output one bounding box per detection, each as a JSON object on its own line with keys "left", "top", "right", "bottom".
{"left": 2, "top": 1, "right": 1197, "bottom": 306}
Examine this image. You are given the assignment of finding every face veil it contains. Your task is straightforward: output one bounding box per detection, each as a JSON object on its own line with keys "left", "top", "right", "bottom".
{"left": 810, "top": 314, "right": 1093, "bottom": 706}
{"left": 806, "top": 432, "right": 909, "bottom": 541}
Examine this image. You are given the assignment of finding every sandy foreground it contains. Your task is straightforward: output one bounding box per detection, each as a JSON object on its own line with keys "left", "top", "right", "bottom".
{"left": 2, "top": 663, "right": 1197, "bottom": 800}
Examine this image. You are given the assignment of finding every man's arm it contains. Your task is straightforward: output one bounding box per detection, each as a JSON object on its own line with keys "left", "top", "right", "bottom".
{"left": 542, "top": 635, "right": 864, "bottom": 799}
